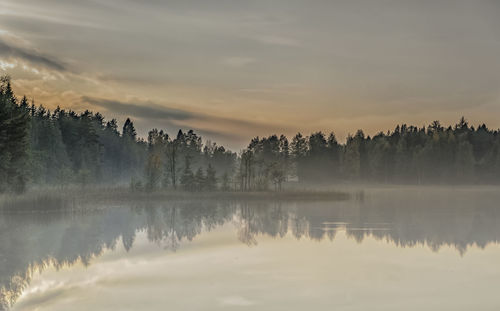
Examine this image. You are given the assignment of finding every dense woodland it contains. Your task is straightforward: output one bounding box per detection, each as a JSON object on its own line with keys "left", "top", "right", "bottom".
{"left": 1, "top": 75, "right": 500, "bottom": 193}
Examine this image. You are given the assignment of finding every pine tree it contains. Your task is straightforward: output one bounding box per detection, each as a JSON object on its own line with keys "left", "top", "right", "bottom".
{"left": 290, "top": 133, "right": 307, "bottom": 181}
{"left": 327, "top": 132, "right": 341, "bottom": 179}
{"left": 0, "top": 76, "right": 30, "bottom": 193}
{"left": 121, "top": 118, "right": 142, "bottom": 179}
{"left": 122, "top": 118, "right": 137, "bottom": 141}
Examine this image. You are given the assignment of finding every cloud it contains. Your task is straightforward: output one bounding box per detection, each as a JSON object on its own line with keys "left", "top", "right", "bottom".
{"left": 81, "top": 96, "right": 250, "bottom": 143}
{"left": 82, "top": 96, "right": 285, "bottom": 148}
{"left": 0, "top": 2, "right": 113, "bottom": 30}
{"left": 0, "top": 59, "right": 16, "bottom": 70}
{"left": 82, "top": 96, "right": 192, "bottom": 121}
{"left": 0, "top": 37, "right": 66, "bottom": 71}
{"left": 96, "top": 73, "right": 167, "bottom": 85}
{"left": 82, "top": 96, "right": 277, "bottom": 132}
{"left": 222, "top": 57, "right": 256, "bottom": 67}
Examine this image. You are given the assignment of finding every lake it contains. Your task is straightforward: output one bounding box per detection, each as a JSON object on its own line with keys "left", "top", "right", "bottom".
{"left": 1, "top": 187, "right": 500, "bottom": 310}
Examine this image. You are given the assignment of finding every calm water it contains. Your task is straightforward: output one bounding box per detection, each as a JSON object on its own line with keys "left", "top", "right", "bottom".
{"left": 1, "top": 187, "right": 500, "bottom": 310}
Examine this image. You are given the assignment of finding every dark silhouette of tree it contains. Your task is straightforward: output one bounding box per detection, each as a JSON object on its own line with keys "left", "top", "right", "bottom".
{"left": 326, "top": 132, "right": 341, "bottom": 179}
{"left": 122, "top": 118, "right": 137, "bottom": 141}
{"left": 2, "top": 75, "right": 500, "bottom": 192}
{"left": 233, "top": 117, "right": 500, "bottom": 188}
{"left": 0, "top": 76, "right": 30, "bottom": 193}
{"left": 290, "top": 133, "right": 307, "bottom": 181}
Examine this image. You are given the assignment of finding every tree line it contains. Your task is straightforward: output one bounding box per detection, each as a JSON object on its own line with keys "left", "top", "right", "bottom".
{"left": 1, "top": 75, "right": 500, "bottom": 193}
{"left": 0, "top": 75, "right": 236, "bottom": 193}
{"left": 239, "top": 119, "right": 500, "bottom": 188}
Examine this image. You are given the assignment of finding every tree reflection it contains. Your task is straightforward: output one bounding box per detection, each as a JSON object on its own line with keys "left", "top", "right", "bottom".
{"left": 237, "top": 202, "right": 289, "bottom": 245}
{"left": 1, "top": 189, "right": 500, "bottom": 309}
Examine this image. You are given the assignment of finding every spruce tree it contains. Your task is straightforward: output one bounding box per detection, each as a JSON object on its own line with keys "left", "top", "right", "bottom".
{"left": 0, "top": 76, "right": 30, "bottom": 193}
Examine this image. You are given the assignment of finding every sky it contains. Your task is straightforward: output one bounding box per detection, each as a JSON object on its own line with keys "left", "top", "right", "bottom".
{"left": 0, "top": 0, "right": 499, "bottom": 149}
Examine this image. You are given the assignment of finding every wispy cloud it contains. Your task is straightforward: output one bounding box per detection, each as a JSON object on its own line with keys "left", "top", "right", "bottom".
{"left": 82, "top": 96, "right": 285, "bottom": 147}
{"left": 0, "top": 2, "right": 112, "bottom": 30}
{"left": 82, "top": 96, "right": 192, "bottom": 121}
{"left": 0, "top": 59, "right": 16, "bottom": 70}
{"left": 82, "top": 95, "right": 274, "bottom": 130}
{"left": 0, "top": 37, "right": 66, "bottom": 71}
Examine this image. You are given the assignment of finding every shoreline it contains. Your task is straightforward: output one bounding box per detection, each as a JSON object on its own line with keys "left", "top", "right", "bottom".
{"left": 3, "top": 184, "right": 499, "bottom": 211}
{"left": 0, "top": 187, "right": 351, "bottom": 211}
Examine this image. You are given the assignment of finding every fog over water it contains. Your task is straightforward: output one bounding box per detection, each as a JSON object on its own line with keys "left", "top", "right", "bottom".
{"left": 1, "top": 187, "right": 500, "bottom": 310}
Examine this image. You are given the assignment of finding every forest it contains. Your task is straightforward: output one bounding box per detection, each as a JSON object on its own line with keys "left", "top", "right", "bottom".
{"left": 1, "top": 75, "right": 500, "bottom": 194}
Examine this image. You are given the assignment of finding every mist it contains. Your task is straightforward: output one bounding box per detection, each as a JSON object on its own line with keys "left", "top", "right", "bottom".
{"left": 1, "top": 1, "right": 500, "bottom": 309}
{"left": 2, "top": 187, "right": 500, "bottom": 310}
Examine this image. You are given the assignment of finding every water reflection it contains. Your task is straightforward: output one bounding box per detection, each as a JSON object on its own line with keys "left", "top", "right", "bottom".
{"left": 1, "top": 188, "right": 499, "bottom": 309}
